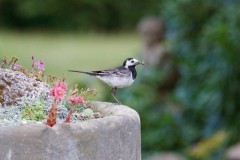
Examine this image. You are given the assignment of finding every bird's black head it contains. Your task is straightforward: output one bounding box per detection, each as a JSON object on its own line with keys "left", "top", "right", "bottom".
{"left": 123, "top": 58, "right": 143, "bottom": 69}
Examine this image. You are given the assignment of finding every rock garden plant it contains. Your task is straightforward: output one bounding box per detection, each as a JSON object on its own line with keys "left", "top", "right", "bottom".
{"left": 0, "top": 56, "right": 101, "bottom": 127}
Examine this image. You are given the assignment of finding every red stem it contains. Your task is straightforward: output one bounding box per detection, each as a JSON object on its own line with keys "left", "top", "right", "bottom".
{"left": 65, "top": 106, "right": 75, "bottom": 123}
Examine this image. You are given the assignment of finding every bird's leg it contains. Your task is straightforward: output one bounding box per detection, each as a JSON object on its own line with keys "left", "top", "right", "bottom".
{"left": 111, "top": 87, "right": 121, "bottom": 104}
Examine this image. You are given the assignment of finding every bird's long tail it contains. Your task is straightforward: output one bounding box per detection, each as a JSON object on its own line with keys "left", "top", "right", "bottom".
{"left": 68, "top": 70, "right": 97, "bottom": 76}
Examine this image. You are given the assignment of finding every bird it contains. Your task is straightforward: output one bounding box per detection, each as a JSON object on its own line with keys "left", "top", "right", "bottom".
{"left": 68, "top": 58, "right": 144, "bottom": 104}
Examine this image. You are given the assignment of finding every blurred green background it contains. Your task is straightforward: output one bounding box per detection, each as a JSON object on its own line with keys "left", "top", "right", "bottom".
{"left": 1, "top": 0, "right": 240, "bottom": 159}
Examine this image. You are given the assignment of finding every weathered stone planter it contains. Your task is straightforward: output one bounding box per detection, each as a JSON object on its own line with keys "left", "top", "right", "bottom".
{"left": 0, "top": 101, "right": 141, "bottom": 160}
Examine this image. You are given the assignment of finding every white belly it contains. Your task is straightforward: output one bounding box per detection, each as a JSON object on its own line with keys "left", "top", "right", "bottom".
{"left": 97, "top": 76, "right": 134, "bottom": 88}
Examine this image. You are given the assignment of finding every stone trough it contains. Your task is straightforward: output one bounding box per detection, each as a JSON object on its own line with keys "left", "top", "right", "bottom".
{"left": 0, "top": 101, "right": 141, "bottom": 160}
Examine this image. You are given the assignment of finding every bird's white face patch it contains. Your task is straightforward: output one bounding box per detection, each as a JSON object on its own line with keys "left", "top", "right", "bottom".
{"left": 124, "top": 58, "right": 140, "bottom": 68}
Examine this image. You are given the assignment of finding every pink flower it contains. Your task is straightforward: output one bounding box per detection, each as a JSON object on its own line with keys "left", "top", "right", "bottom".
{"left": 68, "top": 96, "right": 85, "bottom": 105}
{"left": 54, "top": 81, "right": 67, "bottom": 91}
{"left": 50, "top": 87, "right": 66, "bottom": 100}
{"left": 67, "top": 97, "right": 75, "bottom": 104}
{"left": 37, "top": 60, "right": 45, "bottom": 70}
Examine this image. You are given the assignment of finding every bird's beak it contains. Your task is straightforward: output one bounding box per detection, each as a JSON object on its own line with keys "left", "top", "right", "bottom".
{"left": 138, "top": 61, "right": 144, "bottom": 65}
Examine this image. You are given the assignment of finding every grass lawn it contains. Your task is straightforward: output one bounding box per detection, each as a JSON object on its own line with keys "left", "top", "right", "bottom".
{"left": 0, "top": 30, "right": 141, "bottom": 100}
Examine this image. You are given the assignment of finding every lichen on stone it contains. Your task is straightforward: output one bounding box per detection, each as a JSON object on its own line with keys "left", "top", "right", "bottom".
{"left": 0, "top": 68, "right": 52, "bottom": 107}
{"left": 0, "top": 68, "right": 56, "bottom": 127}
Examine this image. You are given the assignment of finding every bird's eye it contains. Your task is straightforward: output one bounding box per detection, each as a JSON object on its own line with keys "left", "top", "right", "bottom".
{"left": 131, "top": 60, "right": 134, "bottom": 63}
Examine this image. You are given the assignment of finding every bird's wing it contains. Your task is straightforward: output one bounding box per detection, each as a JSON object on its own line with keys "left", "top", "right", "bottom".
{"left": 93, "top": 66, "right": 130, "bottom": 77}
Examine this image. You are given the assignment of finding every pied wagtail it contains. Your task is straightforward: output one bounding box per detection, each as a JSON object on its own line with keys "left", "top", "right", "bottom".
{"left": 68, "top": 58, "right": 144, "bottom": 104}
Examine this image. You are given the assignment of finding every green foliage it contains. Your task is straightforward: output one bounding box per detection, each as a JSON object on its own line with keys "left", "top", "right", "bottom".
{"left": 21, "top": 102, "right": 46, "bottom": 121}
{"left": 0, "top": 0, "right": 162, "bottom": 31}
{"left": 162, "top": 0, "right": 240, "bottom": 144}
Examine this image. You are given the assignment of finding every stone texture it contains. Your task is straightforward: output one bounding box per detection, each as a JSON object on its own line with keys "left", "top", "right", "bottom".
{"left": 0, "top": 101, "right": 141, "bottom": 160}
{"left": 0, "top": 68, "right": 52, "bottom": 107}
{"left": 226, "top": 144, "right": 240, "bottom": 160}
